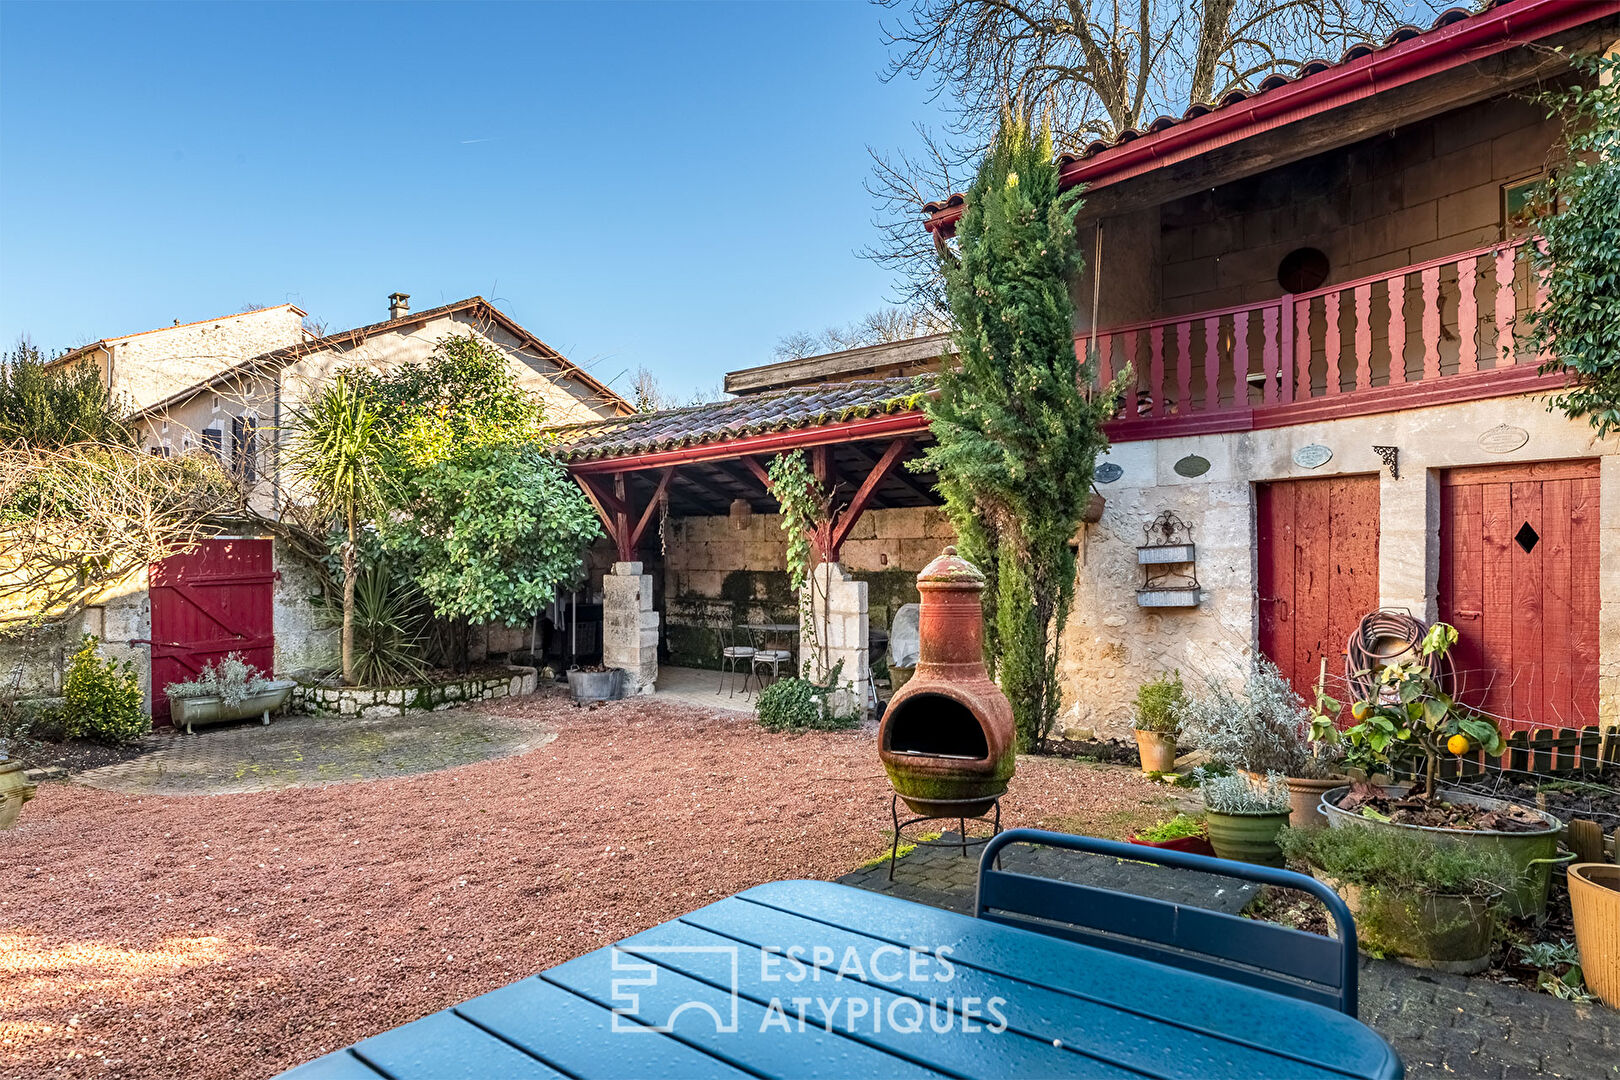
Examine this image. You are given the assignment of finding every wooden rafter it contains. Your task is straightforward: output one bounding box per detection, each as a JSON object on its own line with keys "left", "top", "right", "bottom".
{"left": 828, "top": 438, "right": 912, "bottom": 560}
{"left": 628, "top": 467, "right": 674, "bottom": 551}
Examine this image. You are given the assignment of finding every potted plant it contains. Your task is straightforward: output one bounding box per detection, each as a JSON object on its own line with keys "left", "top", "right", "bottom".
{"left": 1279, "top": 822, "right": 1519, "bottom": 974}
{"left": 1200, "top": 770, "right": 1293, "bottom": 867}
{"left": 567, "top": 665, "right": 623, "bottom": 703}
{"left": 165, "top": 654, "right": 295, "bottom": 735}
{"left": 1128, "top": 813, "right": 1216, "bottom": 857}
{"left": 1177, "top": 657, "right": 1344, "bottom": 828}
{"left": 0, "top": 758, "right": 37, "bottom": 830}
{"left": 1310, "top": 623, "right": 1562, "bottom": 917}
{"left": 1568, "top": 863, "right": 1620, "bottom": 1008}
{"left": 1132, "top": 671, "right": 1184, "bottom": 774}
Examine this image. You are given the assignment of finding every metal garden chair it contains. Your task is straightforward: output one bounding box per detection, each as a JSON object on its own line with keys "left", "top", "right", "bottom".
{"left": 717, "top": 621, "right": 755, "bottom": 697}
{"left": 976, "top": 828, "right": 1361, "bottom": 1017}
{"left": 746, "top": 626, "right": 794, "bottom": 693}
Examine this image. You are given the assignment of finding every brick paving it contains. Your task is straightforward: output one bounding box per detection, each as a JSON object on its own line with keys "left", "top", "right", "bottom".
{"left": 70, "top": 709, "right": 556, "bottom": 795}
{"left": 840, "top": 834, "right": 1620, "bottom": 1079}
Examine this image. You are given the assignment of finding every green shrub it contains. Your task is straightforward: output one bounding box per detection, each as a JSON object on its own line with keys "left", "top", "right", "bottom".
{"left": 62, "top": 635, "right": 147, "bottom": 745}
{"left": 1136, "top": 813, "right": 1205, "bottom": 843}
{"left": 1277, "top": 823, "right": 1520, "bottom": 899}
{"left": 1133, "top": 671, "right": 1185, "bottom": 733}
{"left": 756, "top": 672, "right": 860, "bottom": 733}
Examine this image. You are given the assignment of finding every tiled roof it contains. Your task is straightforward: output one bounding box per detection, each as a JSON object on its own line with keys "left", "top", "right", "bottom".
{"left": 922, "top": 0, "right": 1536, "bottom": 217}
{"left": 552, "top": 375, "right": 934, "bottom": 462}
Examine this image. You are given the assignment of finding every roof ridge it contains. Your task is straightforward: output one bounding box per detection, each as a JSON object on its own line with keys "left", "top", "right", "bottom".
{"left": 52, "top": 303, "right": 307, "bottom": 363}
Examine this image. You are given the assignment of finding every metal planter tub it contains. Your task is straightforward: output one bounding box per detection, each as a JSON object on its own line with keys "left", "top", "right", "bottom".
{"left": 1320, "top": 875, "right": 1498, "bottom": 974}
{"left": 1319, "top": 786, "right": 1561, "bottom": 918}
{"left": 170, "top": 681, "right": 296, "bottom": 735}
{"left": 567, "top": 667, "right": 623, "bottom": 703}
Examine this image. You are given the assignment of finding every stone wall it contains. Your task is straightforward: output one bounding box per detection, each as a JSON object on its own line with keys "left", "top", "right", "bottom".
{"left": 805, "top": 563, "right": 870, "bottom": 717}
{"left": 602, "top": 562, "right": 659, "bottom": 693}
{"left": 294, "top": 665, "right": 538, "bottom": 719}
{"left": 1157, "top": 94, "right": 1559, "bottom": 317}
{"left": 659, "top": 507, "right": 953, "bottom": 670}
{"left": 1064, "top": 392, "right": 1619, "bottom": 739}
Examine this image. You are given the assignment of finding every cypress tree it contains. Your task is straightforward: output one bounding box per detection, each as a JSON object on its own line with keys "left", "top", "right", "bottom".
{"left": 922, "top": 112, "right": 1122, "bottom": 751}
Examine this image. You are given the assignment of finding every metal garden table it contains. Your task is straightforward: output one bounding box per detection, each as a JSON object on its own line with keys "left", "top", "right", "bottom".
{"left": 281, "top": 875, "right": 1402, "bottom": 1079}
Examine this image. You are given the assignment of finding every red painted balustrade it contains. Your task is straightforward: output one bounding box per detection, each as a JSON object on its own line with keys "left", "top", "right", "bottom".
{"left": 1082, "top": 239, "right": 1560, "bottom": 441}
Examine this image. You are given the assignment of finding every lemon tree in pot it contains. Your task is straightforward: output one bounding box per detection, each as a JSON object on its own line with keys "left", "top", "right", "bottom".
{"left": 1131, "top": 671, "right": 1183, "bottom": 775}
{"left": 1279, "top": 822, "right": 1519, "bottom": 974}
{"left": 1177, "top": 658, "right": 1344, "bottom": 827}
{"left": 1200, "top": 769, "right": 1292, "bottom": 867}
{"left": 1310, "top": 623, "right": 1561, "bottom": 918}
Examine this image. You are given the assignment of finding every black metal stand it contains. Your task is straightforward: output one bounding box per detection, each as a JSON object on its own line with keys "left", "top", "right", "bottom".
{"left": 889, "top": 793, "right": 1003, "bottom": 881}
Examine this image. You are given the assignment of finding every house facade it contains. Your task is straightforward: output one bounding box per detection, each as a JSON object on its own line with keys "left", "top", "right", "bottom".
{"left": 560, "top": 0, "right": 1620, "bottom": 740}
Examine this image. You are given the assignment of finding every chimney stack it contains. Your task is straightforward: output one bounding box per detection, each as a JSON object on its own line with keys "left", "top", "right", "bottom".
{"left": 388, "top": 292, "right": 410, "bottom": 320}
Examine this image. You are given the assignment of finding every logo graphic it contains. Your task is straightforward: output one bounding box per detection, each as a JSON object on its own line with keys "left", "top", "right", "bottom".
{"left": 610, "top": 946, "right": 740, "bottom": 1033}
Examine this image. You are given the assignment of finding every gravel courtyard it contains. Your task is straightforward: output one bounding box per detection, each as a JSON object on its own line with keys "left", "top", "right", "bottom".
{"left": 1, "top": 689, "right": 1167, "bottom": 1080}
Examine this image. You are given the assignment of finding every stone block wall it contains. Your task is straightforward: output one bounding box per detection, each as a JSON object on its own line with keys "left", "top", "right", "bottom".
{"left": 294, "top": 665, "right": 538, "bottom": 718}
{"left": 603, "top": 562, "right": 659, "bottom": 693}
{"left": 805, "top": 562, "right": 870, "bottom": 716}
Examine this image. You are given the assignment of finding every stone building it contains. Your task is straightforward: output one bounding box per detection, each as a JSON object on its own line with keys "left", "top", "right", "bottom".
{"left": 557, "top": 0, "right": 1620, "bottom": 741}
{"left": 18, "top": 294, "right": 630, "bottom": 721}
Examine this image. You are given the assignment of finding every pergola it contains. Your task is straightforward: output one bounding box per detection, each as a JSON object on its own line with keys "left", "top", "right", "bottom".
{"left": 554, "top": 377, "right": 942, "bottom": 562}
{"left": 550, "top": 376, "right": 943, "bottom": 702}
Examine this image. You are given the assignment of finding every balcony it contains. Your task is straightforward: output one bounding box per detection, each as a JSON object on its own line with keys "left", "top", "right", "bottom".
{"left": 1083, "top": 239, "right": 1566, "bottom": 441}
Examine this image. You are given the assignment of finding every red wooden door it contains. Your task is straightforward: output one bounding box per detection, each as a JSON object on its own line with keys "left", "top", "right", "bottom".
{"left": 1439, "top": 460, "right": 1599, "bottom": 731}
{"left": 1257, "top": 475, "right": 1381, "bottom": 703}
{"left": 149, "top": 538, "right": 276, "bottom": 724}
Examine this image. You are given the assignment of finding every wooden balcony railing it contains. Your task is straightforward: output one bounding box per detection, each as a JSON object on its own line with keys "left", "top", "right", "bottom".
{"left": 1083, "top": 238, "right": 1563, "bottom": 441}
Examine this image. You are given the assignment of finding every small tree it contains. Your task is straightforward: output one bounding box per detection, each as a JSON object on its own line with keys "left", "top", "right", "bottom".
{"left": 284, "top": 376, "right": 392, "bottom": 685}
{"left": 0, "top": 340, "right": 134, "bottom": 448}
{"left": 1533, "top": 52, "right": 1620, "bottom": 436}
{"left": 921, "top": 111, "right": 1123, "bottom": 750}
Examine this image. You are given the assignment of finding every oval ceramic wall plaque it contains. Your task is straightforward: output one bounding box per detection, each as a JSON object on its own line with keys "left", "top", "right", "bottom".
{"left": 1478, "top": 424, "right": 1529, "bottom": 454}
{"left": 1095, "top": 462, "right": 1124, "bottom": 484}
{"left": 1173, "top": 454, "right": 1210, "bottom": 478}
{"left": 1293, "top": 444, "right": 1332, "bottom": 469}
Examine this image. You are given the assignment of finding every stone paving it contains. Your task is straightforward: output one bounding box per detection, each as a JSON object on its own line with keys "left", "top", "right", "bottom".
{"left": 840, "top": 834, "right": 1620, "bottom": 1079}
{"left": 71, "top": 709, "right": 556, "bottom": 795}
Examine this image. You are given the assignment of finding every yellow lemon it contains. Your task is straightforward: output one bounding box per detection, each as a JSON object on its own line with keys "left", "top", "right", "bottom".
{"left": 1447, "top": 734, "right": 1471, "bottom": 756}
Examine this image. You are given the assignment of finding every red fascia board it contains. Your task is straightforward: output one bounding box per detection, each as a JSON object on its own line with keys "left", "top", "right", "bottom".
{"left": 564, "top": 411, "right": 933, "bottom": 475}
{"left": 924, "top": 0, "right": 1617, "bottom": 235}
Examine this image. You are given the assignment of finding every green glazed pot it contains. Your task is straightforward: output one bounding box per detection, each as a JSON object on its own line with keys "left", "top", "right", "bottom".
{"left": 1204, "top": 809, "right": 1292, "bottom": 867}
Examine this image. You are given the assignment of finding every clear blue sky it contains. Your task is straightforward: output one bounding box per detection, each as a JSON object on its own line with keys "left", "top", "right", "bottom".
{"left": 0, "top": 1, "right": 951, "bottom": 399}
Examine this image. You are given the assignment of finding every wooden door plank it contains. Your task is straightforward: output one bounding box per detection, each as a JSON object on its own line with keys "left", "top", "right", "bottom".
{"left": 1509, "top": 480, "right": 1544, "bottom": 730}
{"left": 1541, "top": 479, "right": 1574, "bottom": 729}
{"left": 1479, "top": 481, "right": 1515, "bottom": 721}
{"left": 1294, "top": 479, "right": 1332, "bottom": 701}
{"left": 1440, "top": 482, "right": 1487, "bottom": 710}
{"left": 1329, "top": 476, "right": 1381, "bottom": 693}
{"left": 1568, "top": 475, "right": 1601, "bottom": 726}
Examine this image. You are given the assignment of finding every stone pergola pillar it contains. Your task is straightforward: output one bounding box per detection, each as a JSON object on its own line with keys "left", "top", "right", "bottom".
{"left": 805, "top": 561, "right": 869, "bottom": 719}
{"left": 603, "top": 561, "right": 658, "bottom": 694}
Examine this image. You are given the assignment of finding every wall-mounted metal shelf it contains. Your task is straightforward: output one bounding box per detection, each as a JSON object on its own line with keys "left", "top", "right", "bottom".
{"left": 1138, "top": 543, "right": 1196, "bottom": 565}
{"left": 1137, "top": 511, "right": 1199, "bottom": 608}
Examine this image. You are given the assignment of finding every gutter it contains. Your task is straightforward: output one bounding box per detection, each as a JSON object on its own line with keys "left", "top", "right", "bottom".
{"left": 924, "top": 0, "right": 1618, "bottom": 235}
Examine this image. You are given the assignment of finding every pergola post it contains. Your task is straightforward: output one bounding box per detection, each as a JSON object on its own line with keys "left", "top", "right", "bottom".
{"left": 576, "top": 470, "right": 672, "bottom": 694}
{"left": 805, "top": 561, "right": 869, "bottom": 720}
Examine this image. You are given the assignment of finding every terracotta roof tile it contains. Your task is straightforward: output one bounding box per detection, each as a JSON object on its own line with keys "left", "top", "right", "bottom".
{"left": 552, "top": 375, "right": 935, "bottom": 462}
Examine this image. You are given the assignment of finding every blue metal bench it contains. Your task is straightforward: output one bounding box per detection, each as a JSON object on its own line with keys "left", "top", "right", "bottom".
{"left": 976, "top": 828, "right": 1360, "bottom": 1016}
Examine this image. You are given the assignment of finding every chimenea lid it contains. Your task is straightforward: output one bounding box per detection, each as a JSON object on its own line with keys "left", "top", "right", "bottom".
{"left": 916, "top": 546, "right": 985, "bottom": 588}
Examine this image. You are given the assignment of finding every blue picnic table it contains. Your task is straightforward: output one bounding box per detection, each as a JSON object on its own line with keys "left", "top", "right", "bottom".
{"left": 281, "top": 832, "right": 1402, "bottom": 1079}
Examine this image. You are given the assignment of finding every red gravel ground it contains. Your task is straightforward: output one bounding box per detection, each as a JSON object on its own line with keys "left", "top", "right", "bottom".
{"left": 2, "top": 690, "right": 1167, "bottom": 1080}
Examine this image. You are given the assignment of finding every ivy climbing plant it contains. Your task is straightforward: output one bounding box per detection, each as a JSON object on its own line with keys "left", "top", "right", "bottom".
{"left": 767, "top": 450, "right": 833, "bottom": 678}
{"left": 1533, "top": 51, "right": 1620, "bottom": 436}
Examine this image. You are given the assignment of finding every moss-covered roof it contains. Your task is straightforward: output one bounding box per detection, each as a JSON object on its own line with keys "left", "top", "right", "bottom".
{"left": 550, "top": 375, "right": 934, "bottom": 463}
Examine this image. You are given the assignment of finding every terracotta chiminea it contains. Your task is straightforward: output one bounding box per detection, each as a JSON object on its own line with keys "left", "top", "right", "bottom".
{"left": 878, "top": 546, "right": 1016, "bottom": 817}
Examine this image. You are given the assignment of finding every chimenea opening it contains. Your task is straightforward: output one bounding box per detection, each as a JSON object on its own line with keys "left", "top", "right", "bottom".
{"left": 883, "top": 694, "right": 990, "bottom": 760}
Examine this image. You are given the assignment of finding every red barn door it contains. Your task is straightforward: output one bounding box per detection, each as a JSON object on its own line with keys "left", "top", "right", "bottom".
{"left": 1257, "top": 475, "right": 1381, "bottom": 703}
{"left": 149, "top": 539, "right": 275, "bottom": 724}
{"left": 1439, "top": 461, "right": 1599, "bottom": 731}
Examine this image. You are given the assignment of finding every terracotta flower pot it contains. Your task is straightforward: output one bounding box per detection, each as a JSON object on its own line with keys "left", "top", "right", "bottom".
{"left": 1204, "top": 809, "right": 1292, "bottom": 867}
{"left": 1237, "top": 770, "right": 1346, "bottom": 830}
{"left": 1133, "top": 729, "right": 1176, "bottom": 774}
{"left": 1568, "top": 863, "right": 1620, "bottom": 1009}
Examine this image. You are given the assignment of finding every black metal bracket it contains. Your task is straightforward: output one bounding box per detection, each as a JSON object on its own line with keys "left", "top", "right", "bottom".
{"left": 889, "top": 793, "right": 1003, "bottom": 881}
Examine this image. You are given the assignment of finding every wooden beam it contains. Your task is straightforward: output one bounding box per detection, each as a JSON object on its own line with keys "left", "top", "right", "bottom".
{"left": 612, "top": 473, "right": 633, "bottom": 562}
{"left": 575, "top": 475, "right": 624, "bottom": 555}
{"left": 829, "top": 438, "right": 912, "bottom": 560}
{"left": 628, "top": 467, "right": 674, "bottom": 550}
{"left": 844, "top": 440, "right": 935, "bottom": 505}
{"left": 741, "top": 455, "right": 773, "bottom": 490}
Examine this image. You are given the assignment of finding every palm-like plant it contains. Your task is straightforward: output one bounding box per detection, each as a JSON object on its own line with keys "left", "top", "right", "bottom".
{"left": 285, "top": 376, "right": 392, "bottom": 685}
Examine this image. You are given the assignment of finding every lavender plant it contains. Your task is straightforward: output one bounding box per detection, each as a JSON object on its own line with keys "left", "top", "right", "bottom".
{"left": 1199, "top": 768, "right": 1291, "bottom": 815}
{"left": 165, "top": 653, "right": 273, "bottom": 708}
{"left": 1176, "top": 657, "right": 1343, "bottom": 779}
